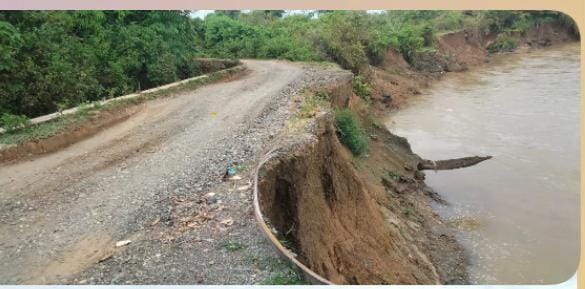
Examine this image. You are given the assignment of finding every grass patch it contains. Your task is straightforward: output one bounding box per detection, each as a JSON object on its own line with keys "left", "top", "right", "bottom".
{"left": 284, "top": 91, "right": 330, "bottom": 133}
{"left": 218, "top": 240, "right": 247, "bottom": 251}
{"left": 0, "top": 113, "right": 86, "bottom": 145}
{"left": 262, "top": 271, "right": 309, "bottom": 285}
{"left": 0, "top": 113, "right": 30, "bottom": 132}
{"left": 245, "top": 255, "right": 309, "bottom": 285}
{"left": 335, "top": 109, "right": 369, "bottom": 156}
{"left": 298, "top": 91, "right": 329, "bottom": 119}
{"left": 388, "top": 171, "right": 401, "bottom": 181}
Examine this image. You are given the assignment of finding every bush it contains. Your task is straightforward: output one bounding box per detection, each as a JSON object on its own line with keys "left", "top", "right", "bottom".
{"left": 352, "top": 75, "right": 371, "bottom": 100}
{"left": 487, "top": 34, "right": 518, "bottom": 53}
{"left": 433, "top": 11, "right": 465, "bottom": 32}
{"left": 395, "top": 26, "right": 425, "bottom": 64}
{"left": 0, "top": 113, "right": 30, "bottom": 131}
{"left": 317, "top": 12, "right": 370, "bottom": 72}
{"left": 335, "top": 109, "right": 368, "bottom": 155}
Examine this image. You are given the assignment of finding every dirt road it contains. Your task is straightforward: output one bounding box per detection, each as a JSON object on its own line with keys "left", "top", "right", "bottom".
{"left": 0, "top": 60, "right": 350, "bottom": 284}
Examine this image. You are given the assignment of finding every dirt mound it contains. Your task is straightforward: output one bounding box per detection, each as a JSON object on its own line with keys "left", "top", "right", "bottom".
{"left": 381, "top": 48, "right": 412, "bottom": 71}
{"left": 437, "top": 31, "right": 489, "bottom": 71}
{"left": 257, "top": 116, "right": 467, "bottom": 284}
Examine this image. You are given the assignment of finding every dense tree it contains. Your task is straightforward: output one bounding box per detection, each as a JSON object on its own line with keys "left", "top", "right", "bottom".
{"left": 0, "top": 11, "right": 201, "bottom": 117}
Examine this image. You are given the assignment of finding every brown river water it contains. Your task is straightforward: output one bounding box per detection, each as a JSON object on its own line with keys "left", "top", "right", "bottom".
{"left": 386, "top": 43, "right": 580, "bottom": 284}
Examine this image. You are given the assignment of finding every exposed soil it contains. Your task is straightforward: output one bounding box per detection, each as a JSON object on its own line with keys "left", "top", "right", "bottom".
{"left": 253, "top": 21, "right": 578, "bottom": 285}
{"left": 257, "top": 97, "right": 467, "bottom": 284}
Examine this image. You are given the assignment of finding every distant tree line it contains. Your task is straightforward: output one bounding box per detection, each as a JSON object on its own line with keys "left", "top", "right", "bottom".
{"left": 0, "top": 10, "right": 578, "bottom": 119}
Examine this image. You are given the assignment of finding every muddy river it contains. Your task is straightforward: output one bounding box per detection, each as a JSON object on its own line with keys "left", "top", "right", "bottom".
{"left": 386, "top": 43, "right": 580, "bottom": 284}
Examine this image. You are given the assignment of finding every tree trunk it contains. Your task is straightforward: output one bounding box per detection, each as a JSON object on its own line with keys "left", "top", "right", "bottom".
{"left": 418, "top": 156, "right": 492, "bottom": 171}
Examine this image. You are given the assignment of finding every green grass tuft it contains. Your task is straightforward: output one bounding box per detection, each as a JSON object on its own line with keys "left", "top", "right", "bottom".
{"left": 335, "top": 109, "right": 369, "bottom": 156}
{"left": 219, "top": 240, "right": 247, "bottom": 251}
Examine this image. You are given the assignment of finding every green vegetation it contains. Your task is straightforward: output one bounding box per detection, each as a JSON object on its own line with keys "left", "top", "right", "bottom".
{"left": 262, "top": 271, "right": 309, "bottom": 285}
{"left": 244, "top": 254, "right": 309, "bottom": 285}
{"left": 0, "top": 11, "right": 202, "bottom": 118}
{"left": 335, "top": 109, "right": 369, "bottom": 156}
{"left": 0, "top": 67, "right": 235, "bottom": 144}
{"left": 487, "top": 34, "right": 519, "bottom": 53}
{"left": 0, "top": 113, "right": 30, "bottom": 132}
{"left": 388, "top": 171, "right": 401, "bottom": 181}
{"left": 0, "top": 10, "right": 576, "bottom": 119}
{"left": 0, "top": 112, "right": 84, "bottom": 145}
{"left": 352, "top": 75, "right": 371, "bottom": 100}
{"left": 298, "top": 92, "right": 328, "bottom": 118}
{"left": 219, "top": 240, "right": 247, "bottom": 251}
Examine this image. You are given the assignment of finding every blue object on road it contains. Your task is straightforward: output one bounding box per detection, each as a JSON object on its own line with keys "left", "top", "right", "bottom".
{"left": 226, "top": 167, "right": 237, "bottom": 177}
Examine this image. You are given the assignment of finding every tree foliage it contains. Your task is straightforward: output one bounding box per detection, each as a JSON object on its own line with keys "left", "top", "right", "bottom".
{"left": 0, "top": 10, "right": 576, "bottom": 118}
{"left": 0, "top": 11, "right": 201, "bottom": 117}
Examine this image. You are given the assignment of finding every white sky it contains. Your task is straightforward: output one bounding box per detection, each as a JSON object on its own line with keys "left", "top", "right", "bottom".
{"left": 190, "top": 10, "right": 386, "bottom": 19}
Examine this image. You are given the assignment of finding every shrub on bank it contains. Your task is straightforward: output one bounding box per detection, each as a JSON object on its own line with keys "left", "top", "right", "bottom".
{"left": 352, "top": 75, "right": 371, "bottom": 100}
{"left": 487, "top": 34, "right": 518, "bottom": 53}
{"left": 335, "top": 109, "right": 369, "bottom": 156}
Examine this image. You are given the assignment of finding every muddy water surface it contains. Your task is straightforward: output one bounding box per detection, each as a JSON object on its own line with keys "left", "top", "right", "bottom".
{"left": 386, "top": 43, "right": 580, "bottom": 284}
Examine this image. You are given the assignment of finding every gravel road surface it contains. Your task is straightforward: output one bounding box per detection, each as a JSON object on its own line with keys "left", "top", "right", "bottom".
{"left": 0, "top": 60, "right": 350, "bottom": 284}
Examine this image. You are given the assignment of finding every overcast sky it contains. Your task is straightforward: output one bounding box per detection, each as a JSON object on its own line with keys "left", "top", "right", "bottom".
{"left": 189, "top": 10, "right": 385, "bottom": 19}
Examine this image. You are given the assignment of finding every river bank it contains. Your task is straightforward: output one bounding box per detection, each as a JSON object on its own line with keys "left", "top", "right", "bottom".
{"left": 387, "top": 43, "right": 580, "bottom": 284}
{"left": 366, "top": 21, "right": 579, "bottom": 114}
{"left": 254, "top": 21, "right": 579, "bottom": 284}
{"left": 364, "top": 22, "right": 580, "bottom": 283}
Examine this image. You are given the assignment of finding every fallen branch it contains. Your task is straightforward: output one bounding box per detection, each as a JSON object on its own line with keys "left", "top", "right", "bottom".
{"left": 418, "top": 156, "right": 492, "bottom": 171}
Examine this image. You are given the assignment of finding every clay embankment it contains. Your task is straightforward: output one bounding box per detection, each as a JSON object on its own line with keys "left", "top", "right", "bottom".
{"left": 256, "top": 78, "right": 468, "bottom": 284}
